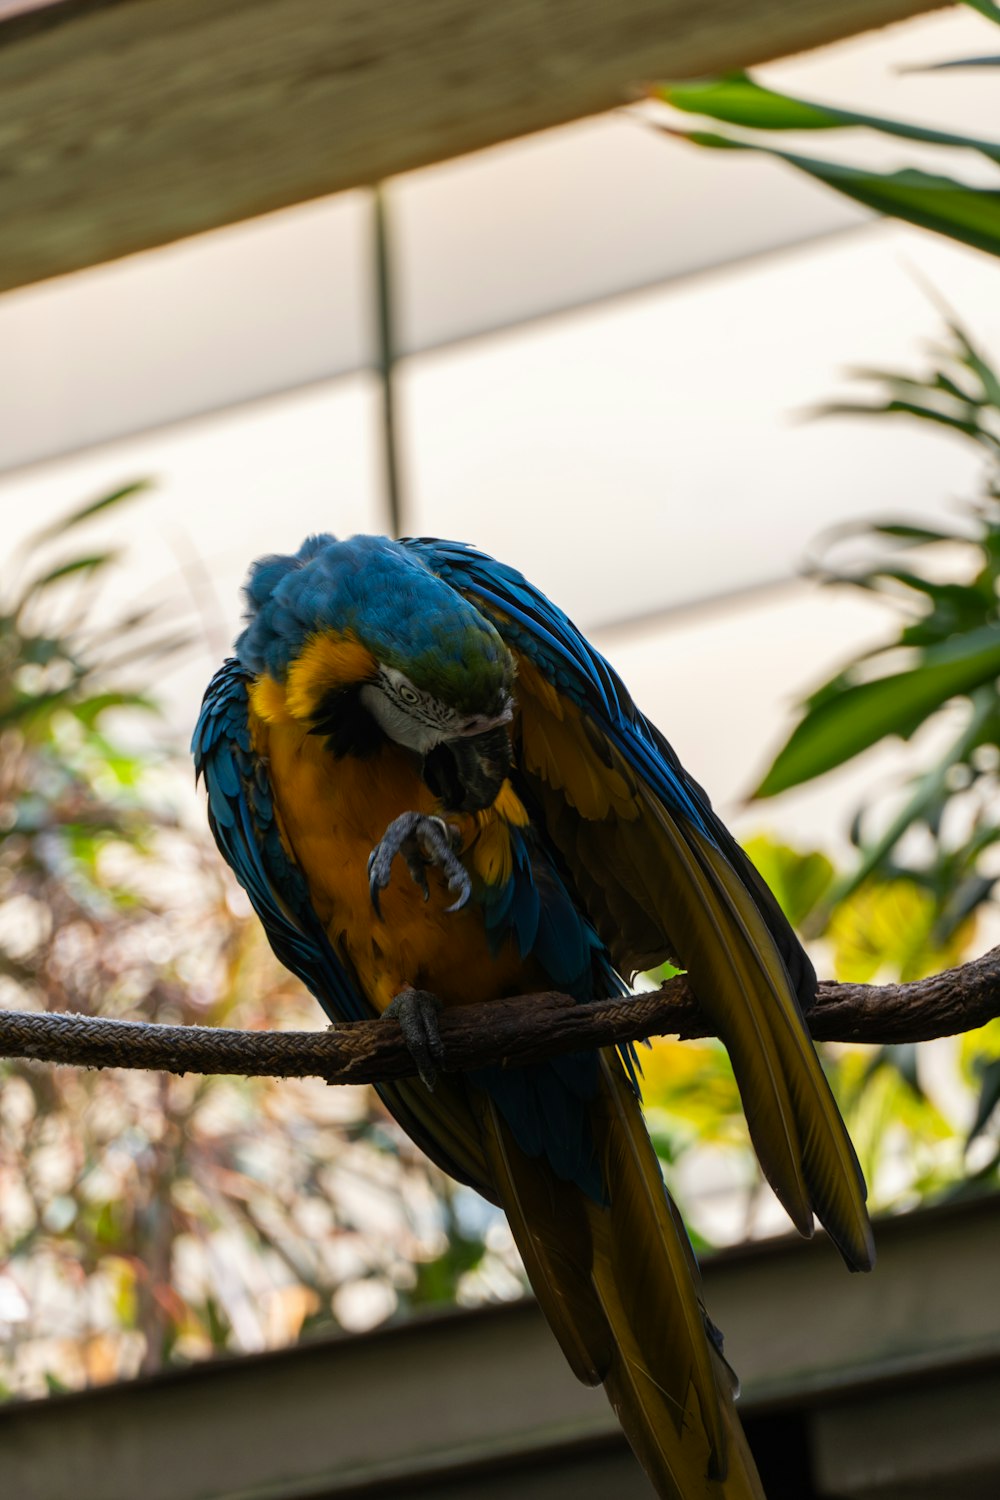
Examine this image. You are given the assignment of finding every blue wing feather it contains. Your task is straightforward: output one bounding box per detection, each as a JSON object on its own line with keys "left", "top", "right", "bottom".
{"left": 402, "top": 536, "right": 816, "bottom": 1008}
{"left": 193, "top": 659, "right": 369, "bottom": 1025}
{"left": 402, "top": 537, "right": 714, "bottom": 837}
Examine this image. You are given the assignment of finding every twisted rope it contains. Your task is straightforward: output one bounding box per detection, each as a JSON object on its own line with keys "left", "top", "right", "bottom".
{"left": 2, "top": 946, "right": 999, "bottom": 1084}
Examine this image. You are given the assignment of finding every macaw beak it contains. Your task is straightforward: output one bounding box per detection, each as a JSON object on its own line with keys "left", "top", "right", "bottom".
{"left": 422, "top": 722, "right": 513, "bottom": 813}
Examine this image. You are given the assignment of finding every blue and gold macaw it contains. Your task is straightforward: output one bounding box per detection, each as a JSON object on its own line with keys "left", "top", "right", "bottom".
{"left": 193, "top": 533, "right": 874, "bottom": 1500}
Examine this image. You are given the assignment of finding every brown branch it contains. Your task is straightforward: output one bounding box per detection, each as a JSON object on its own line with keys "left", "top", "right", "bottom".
{"left": 1, "top": 947, "right": 999, "bottom": 1085}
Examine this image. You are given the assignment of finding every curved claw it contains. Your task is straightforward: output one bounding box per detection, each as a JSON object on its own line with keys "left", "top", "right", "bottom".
{"left": 367, "top": 811, "right": 470, "bottom": 915}
{"left": 444, "top": 875, "right": 471, "bottom": 914}
{"left": 384, "top": 987, "right": 445, "bottom": 1089}
{"left": 414, "top": 816, "right": 471, "bottom": 912}
{"left": 367, "top": 847, "right": 385, "bottom": 918}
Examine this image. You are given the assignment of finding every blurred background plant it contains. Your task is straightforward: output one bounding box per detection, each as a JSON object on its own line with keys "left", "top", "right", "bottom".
{"left": 643, "top": 322, "right": 1000, "bottom": 1248}
{"left": 635, "top": 0, "right": 1000, "bottom": 1246}
{"left": 0, "top": 492, "right": 523, "bottom": 1399}
{"left": 655, "top": 0, "right": 1000, "bottom": 260}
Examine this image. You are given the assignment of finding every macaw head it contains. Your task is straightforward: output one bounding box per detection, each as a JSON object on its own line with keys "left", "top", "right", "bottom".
{"left": 236, "top": 533, "right": 515, "bottom": 811}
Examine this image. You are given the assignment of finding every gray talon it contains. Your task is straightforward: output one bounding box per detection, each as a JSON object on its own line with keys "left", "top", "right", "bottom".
{"left": 368, "top": 811, "right": 471, "bottom": 915}
{"left": 402, "top": 846, "right": 431, "bottom": 900}
{"left": 385, "top": 987, "right": 445, "bottom": 1089}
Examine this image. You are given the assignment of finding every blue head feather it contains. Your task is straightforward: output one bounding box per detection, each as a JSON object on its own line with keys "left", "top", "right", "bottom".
{"left": 236, "top": 534, "right": 513, "bottom": 713}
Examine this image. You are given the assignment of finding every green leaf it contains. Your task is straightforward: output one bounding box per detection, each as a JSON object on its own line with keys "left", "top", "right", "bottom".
{"left": 658, "top": 72, "right": 1000, "bottom": 164}
{"left": 836, "top": 688, "right": 998, "bottom": 899}
{"left": 668, "top": 133, "right": 1000, "bottom": 259}
{"left": 739, "top": 834, "right": 835, "bottom": 927}
{"left": 968, "top": 1058, "right": 1000, "bottom": 1145}
{"left": 844, "top": 367, "right": 984, "bottom": 407}
{"left": 71, "top": 692, "right": 160, "bottom": 728}
{"left": 936, "top": 871, "right": 997, "bottom": 940}
{"left": 659, "top": 73, "right": 846, "bottom": 131}
{"left": 863, "top": 568, "right": 983, "bottom": 609}
{"left": 24, "top": 553, "right": 120, "bottom": 592}
{"left": 26, "top": 482, "right": 151, "bottom": 547}
{"left": 864, "top": 1043, "right": 926, "bottom": 1099}
{"left": 868, "top": 522, "right": 970, "bottom": 546}
{"left": 828, "top": 877, "right": 973, "bottom": 983}
{"left": 916, "top": 55, "right": 1000, "bottom": 71}
{"left": 795, "top": 156, "right": 1000, "bottom": 260}
{"left": 962, "top": 0, "right": 1000, "bottom": 27}
{"left": 817, "top": 396, "right": 998, "bottom": 448}
{"left": 949, "top": 320, "right": 1000, "bottom": 406}
{"left": 1, "top": 686, "right": 79, "bottom": 730}
{"left": 755, "top": 625, "right": 1000, "bottom": 797}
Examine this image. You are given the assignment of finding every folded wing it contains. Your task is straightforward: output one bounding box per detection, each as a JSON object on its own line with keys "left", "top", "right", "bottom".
{"left": 404, "top": 538, "right": 874, "bottom": 1272}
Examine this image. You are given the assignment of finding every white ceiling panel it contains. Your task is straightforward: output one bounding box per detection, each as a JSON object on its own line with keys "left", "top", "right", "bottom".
{"left": 0, "top": 373, "right": 387, "bottom": 740}
{"left": 0, "top": 193, "right": 373, "bottom": 475}
{"left": 400, "top": 224, "right": 998, "bottom": 630}
{"left": 1, "top": 7, "right": 994, "bottom": 475}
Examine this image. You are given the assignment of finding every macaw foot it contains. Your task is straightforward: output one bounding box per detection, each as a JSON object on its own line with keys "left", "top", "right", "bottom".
{"left": 367, "top": 812, "right": 470, "bottom": 917}
{"left": 385, "top": 986, "right": 445, "bottom": 1090}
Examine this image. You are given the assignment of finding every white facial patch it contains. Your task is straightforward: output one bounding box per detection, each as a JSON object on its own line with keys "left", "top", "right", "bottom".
{"left": 360, "top": 665, "right": 512, "bottom": 754}
{"left": 360, "top": 682, "right": 443, "bottom": 753}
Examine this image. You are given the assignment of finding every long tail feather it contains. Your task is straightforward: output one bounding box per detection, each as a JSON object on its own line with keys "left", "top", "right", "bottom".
{"left": 475, "top": 1061, "right": 767, "bottom": 1500}
{"left": 480, "top": 1098, "right": 613, "bottom": 1385}
{"left": 591, "top": 1056, "right": 728, "bottom": 1474}
{"left": 626, "top": 786, "right": 873, "bottom": 1271}
{"left": 684, "top": 822, "right": 874, "bottom": 1272}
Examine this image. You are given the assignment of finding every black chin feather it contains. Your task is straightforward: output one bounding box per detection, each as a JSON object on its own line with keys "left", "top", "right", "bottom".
{"left": 422, "top": 742, "right": 466, "bottom": 808}
{"left": 308, "top": 685, "right": 384, "bottom": 758}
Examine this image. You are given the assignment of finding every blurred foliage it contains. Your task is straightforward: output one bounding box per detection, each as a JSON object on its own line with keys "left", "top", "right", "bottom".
{"left": 655, "top": 0, "right": 1000, "bottom": 258}
{"left": 759, "top": 321, "right": 1000, "bottom": 931}
{"left": 3, "top": 2, "right": 999, "bottom": 1409}
{"left": 653, "top": 0, "right": 1000, "bottom": 1194}
{"left": 643, "top": 828, "right": 1000, "bottom": 1249}
{"left": 642, "top": 322, "right": 1000, "bottom": 1244}
{"left": 0, "top": 491, "right": 523, "bottom": 1400}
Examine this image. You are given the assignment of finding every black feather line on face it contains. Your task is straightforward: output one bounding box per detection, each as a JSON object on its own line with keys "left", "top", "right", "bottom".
{"left": 308, "top": 685, "right": 384, "bottom": 759}
{"left": 422, "top": 741, "right": 466, "bottom": 808}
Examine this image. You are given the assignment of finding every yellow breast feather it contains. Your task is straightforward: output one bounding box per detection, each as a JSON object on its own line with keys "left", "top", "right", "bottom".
{"left": 469, "top": 778, "right": 530, "bottom": 888}
{"left": 248, "top": 690, "right": 534, "bottom": 1014}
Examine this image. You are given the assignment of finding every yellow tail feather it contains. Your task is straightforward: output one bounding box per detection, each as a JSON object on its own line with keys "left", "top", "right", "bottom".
{"left": 475, "top": 1058, "right": 767, "bottom": 1500}
{"left": 638, "top": 791, "right": 873, "bottom": 1271}
{"left": 685, "top": 823, "right": 874, "bottom": 1272}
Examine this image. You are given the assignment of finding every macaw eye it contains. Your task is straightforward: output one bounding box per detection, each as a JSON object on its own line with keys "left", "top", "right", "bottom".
{"left": 397, "top": 684, "right": 421, "bottom": 706}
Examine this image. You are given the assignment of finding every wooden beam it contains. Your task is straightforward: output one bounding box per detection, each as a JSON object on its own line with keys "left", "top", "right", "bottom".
{"left": 0, "top": 0, "right": 944, "bottom": 294}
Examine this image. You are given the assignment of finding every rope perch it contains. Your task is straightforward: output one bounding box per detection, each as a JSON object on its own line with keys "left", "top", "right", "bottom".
{"left": 2, "top": 946, "right": 999, "bottom": 1085}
